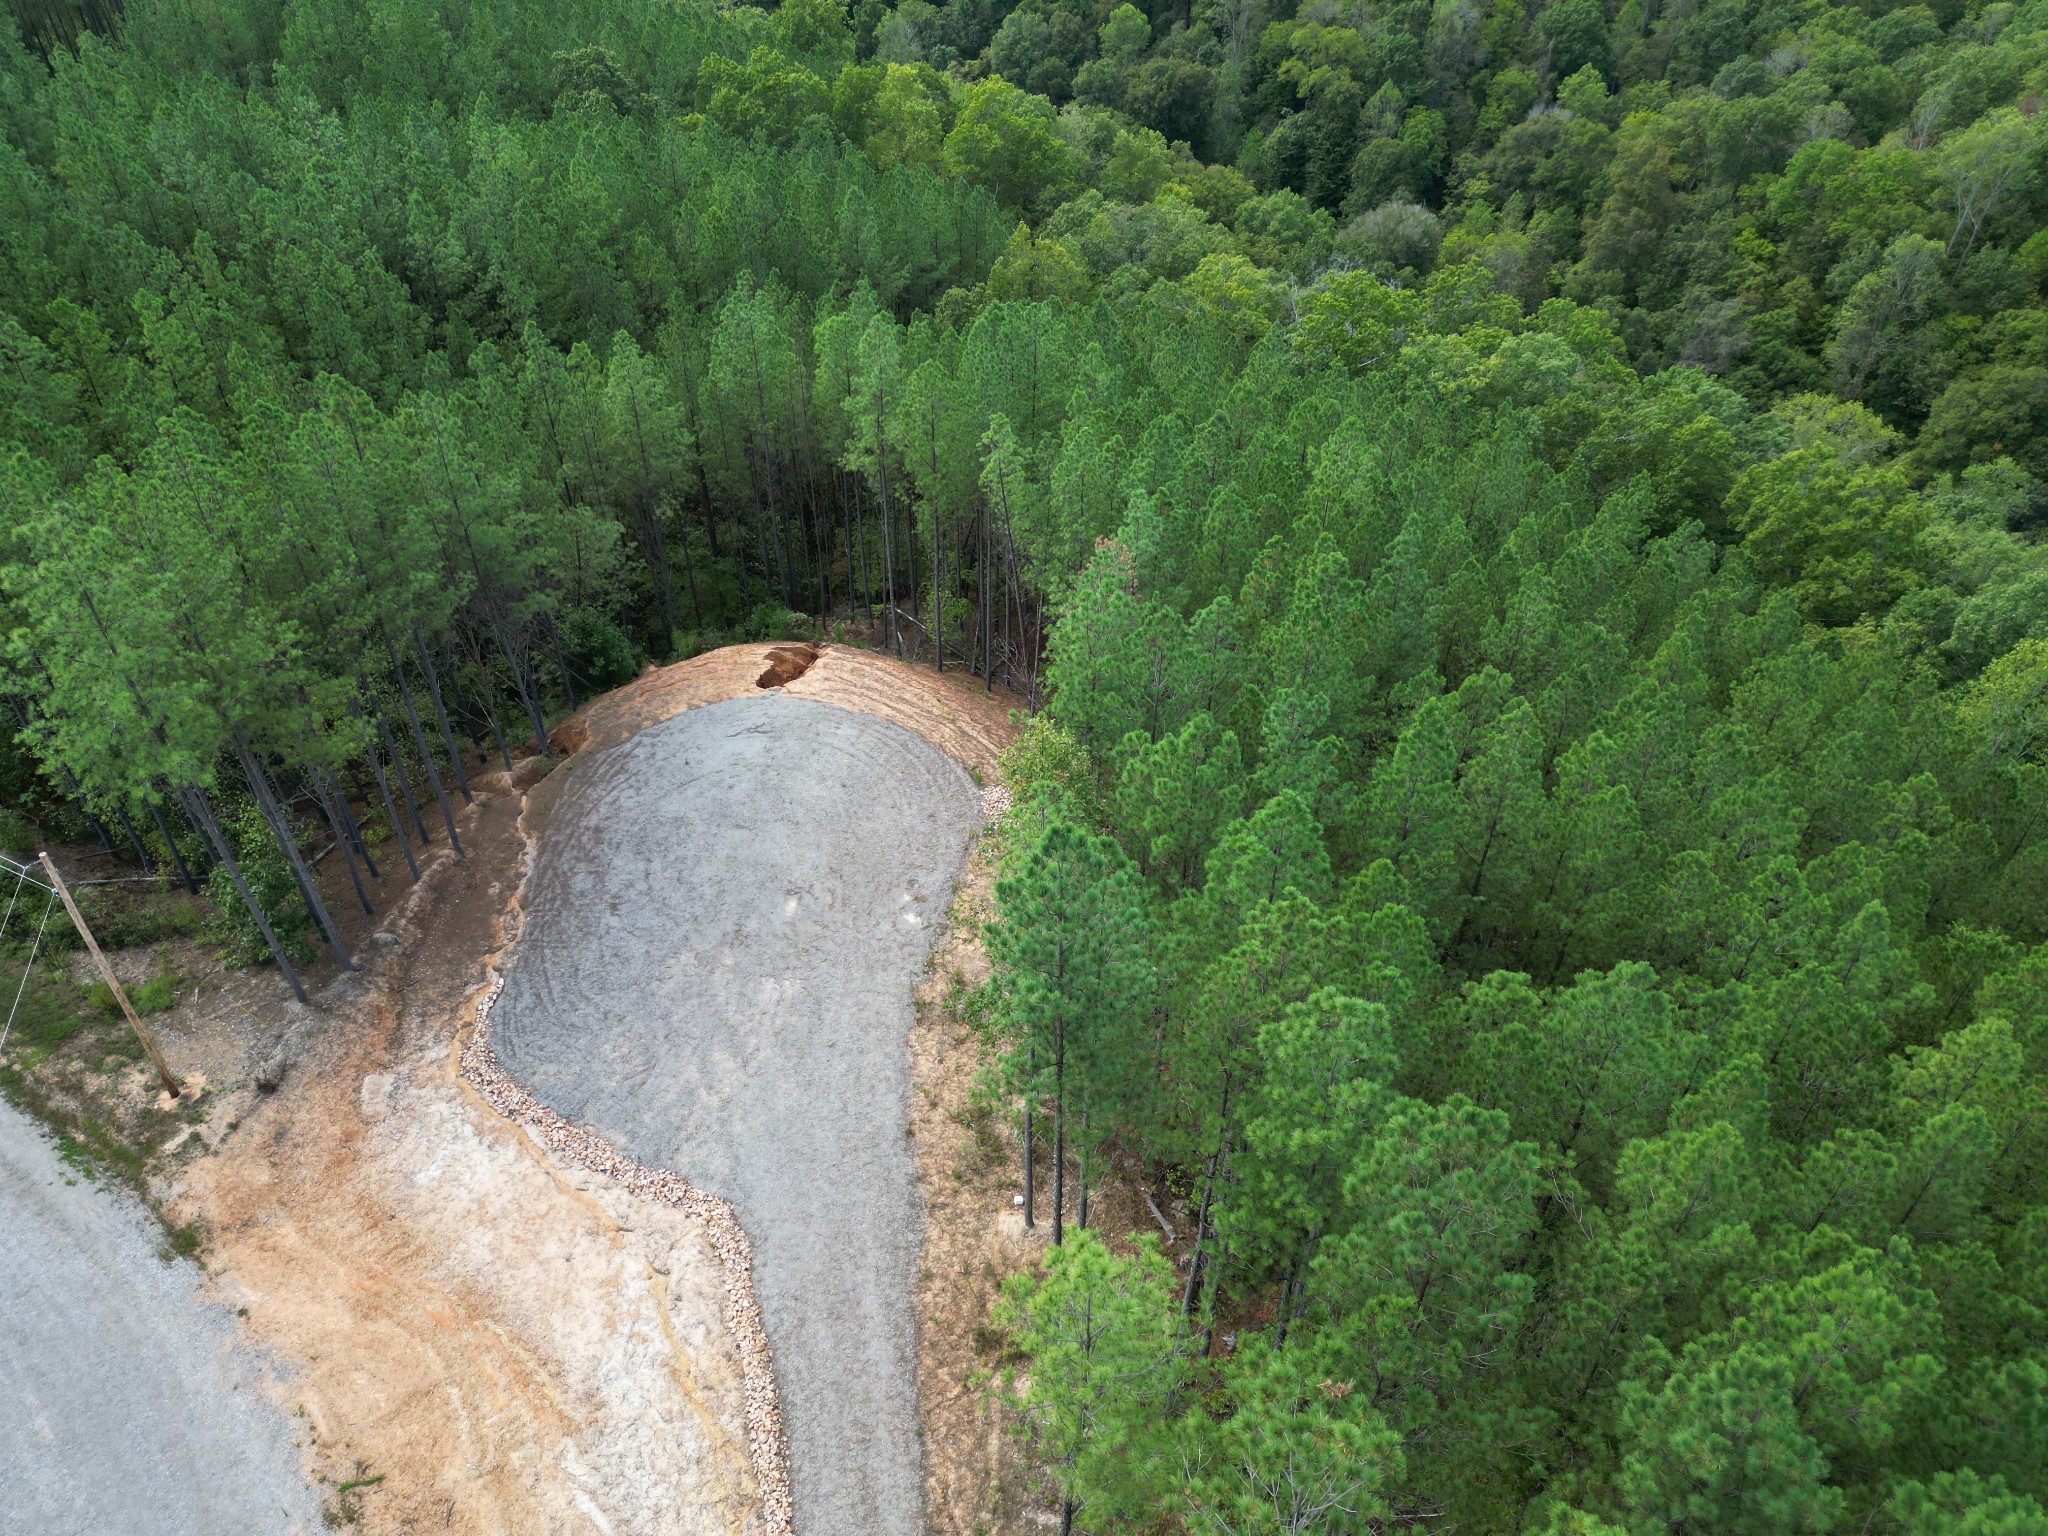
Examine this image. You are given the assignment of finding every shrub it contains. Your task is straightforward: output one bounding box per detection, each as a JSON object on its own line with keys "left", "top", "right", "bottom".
{"left": 87, "top": 974, "right": 174, "bottom": 1017}
{"left": 204, "top": 807, "right": 316, "bottom": 968}
{"left": 559, "top": 607, "right": 641, "bottom": 691}
{"left": 75, "top": 892, "right": 205, "bottom": 952}
{"left": 1, "top": 967, "right": 86, "bottom": 1049}
{"left": 135, "top": 975, "right": 175, "bottom": 1013}
{"left": 747, "top": 602, "right": 811, "bottom": 640}
{"left": 0, "top": 808, "right": 38, "bottom": 856}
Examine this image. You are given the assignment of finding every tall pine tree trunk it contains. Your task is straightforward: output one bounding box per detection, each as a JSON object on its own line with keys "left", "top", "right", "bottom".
{"left": 854, "top": 475, "right": 871, "bottom": 611}
{"left": 183, "top": 785, "right": 308, "bottom": 1005}
{"left": 384, "top": 635, "right": 463, "bottom": 857}
{"left": 1182, "top": 1151, "right": 1219, "bottom": 1316}
{"left": 111, "top": 806, "right": 154, "bottom": 873}
{"left": 549, "top": 614, "right": 578, "bottom": 711}
{"left": 878, "top": 458, "right": 899, "bottom": 653}
{"left": 375, "top": 709, "right": 433, "bottom": 847}
{"left": 53, "top": 763, "right": 117, "bottom": 860}
{"left": 809, "top": 484, "right": 826, "bottom": 618}
{"left": 411, "top": 628, "right": 473, "bottom": 802}
{"left": 1022, "top": 1099, "right": 1035, "bottom": 1228}
{"left": 1077, "top": 1107, "right": 1091, "bottom": 1230}
{"left": 237, "top": 742, "right": 353, "bottom": 973}
{"left": 509, "top": 650, "right": 549, "bottom": 759}
{"left": 841, "top": 471, "right": 862, "bottom": 616}
{"left": 1200, "top": 1232, "right": 1232, "bottom": 1356}
{"left": 456, "top": 633, "right": 516, "bottom": 772}
{"left": 1274, "top": 1250, "right": 1303, "bottom": 1349}
{"left": 1022, "top": 1033, "right": 1037, "bottom": 1229}
{"left": 361, "top": 718, "right": 420, "bottom": 881}
{"left": 672, "top": 495, "right": 704, "bottom": 635}
{"left": 638, "top": 495, "right": 678, "bottom": 641}
{"left": 311, "top": 768, "right": 373, "bottom": 916}
{"left": 326, "top": 768, "right": 379, "bottom": 881}
{"left": 680, "top": 373, "right": 721, "bottom": 601}
{"left": 752, "top": 502, "right": 776, "bottom": 612}
{"left": 903, "top": 491, "right": 919, "bottom": 658}
{"left": 1051, "top": 1020, "right": 1067, "bottom": 1246}
{"left": 1000, "top": 528, "right": 1011, "bottom": 691}
{"left": 148, "top": 801, "right": 200, "bottom": 894}
{"left": 78, "top": 804, "right": 115, "bottom": 860}
{"left": 1273, "top": 1226, "right": 1321, "bottom": 1349}
{"left": 1180, "top": 1084, "right": 1234, "bottom": 1316}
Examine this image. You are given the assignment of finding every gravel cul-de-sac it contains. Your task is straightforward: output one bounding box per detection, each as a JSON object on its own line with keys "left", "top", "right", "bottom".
{"left": 487, "top": 692, "right": 981, "bottom": 1536}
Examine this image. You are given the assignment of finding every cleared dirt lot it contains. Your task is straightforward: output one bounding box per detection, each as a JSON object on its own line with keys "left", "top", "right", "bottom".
{"left": 491, "top": 691, "right": 981, "bottom": 1536}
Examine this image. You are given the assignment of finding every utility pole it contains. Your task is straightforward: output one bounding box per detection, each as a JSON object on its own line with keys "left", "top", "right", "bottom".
{"left": 40, "top": 853, "right": 183, "bottom": 1098}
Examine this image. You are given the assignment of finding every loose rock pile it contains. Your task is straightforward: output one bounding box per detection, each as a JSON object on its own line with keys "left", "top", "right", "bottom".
{"left": 463, "top": 961, "right": 794, "bottom": 1534}
{"left": 978, "top": 782, "right": 1011, "bottom": 822}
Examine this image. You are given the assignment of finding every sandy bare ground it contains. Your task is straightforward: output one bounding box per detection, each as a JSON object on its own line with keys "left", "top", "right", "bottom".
{"left": 564, "top": 643, "right": 1015, "bottom": 773}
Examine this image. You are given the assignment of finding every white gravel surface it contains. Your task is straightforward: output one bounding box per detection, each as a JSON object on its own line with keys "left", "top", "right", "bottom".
{"left": 0, "top": 1101, "right": 316, "bottom": 1536}
{"left": 490, "top": 693, "right": 980, "bottom": 1536}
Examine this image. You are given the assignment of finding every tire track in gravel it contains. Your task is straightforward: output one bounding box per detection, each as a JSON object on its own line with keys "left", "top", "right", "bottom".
{"left": 484, "top": 692, "right": 981, "bottom": 1536}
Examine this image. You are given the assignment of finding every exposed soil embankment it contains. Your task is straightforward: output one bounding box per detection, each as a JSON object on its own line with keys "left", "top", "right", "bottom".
{"left": 578, "top": 643, "right": 1014, "bottom": 771}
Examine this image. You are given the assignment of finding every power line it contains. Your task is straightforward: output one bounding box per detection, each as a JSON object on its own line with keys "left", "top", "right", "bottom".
{"left": 0, "top": 887, "right": 57, "bottom": 1056}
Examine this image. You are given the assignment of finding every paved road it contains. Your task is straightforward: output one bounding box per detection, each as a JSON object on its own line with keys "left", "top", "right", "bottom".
{"left": 0, "top": 1103, "right": 316, "bottom": 1535}
{"left": 493, "top": 693, "right": 980, "bottom": 1536}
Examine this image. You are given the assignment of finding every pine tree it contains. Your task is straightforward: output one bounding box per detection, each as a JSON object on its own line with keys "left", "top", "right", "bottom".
{"left": 990, "top": 819, "right": 1153, "bottom": 1244}
{"left": 1000, "top": 1231, "right": 1188, "bottom": 1534}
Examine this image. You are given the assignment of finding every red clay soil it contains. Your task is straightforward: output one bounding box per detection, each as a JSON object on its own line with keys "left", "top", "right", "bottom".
{"left": 754, "top": 645, "right": 820, "bottom": 689}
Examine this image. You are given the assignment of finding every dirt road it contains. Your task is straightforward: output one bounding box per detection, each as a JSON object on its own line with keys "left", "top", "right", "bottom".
{"left": 0, "top": 1101, "right": 316, "bottom": 1535}
{"left": 490, "top": 692, "right": 981, "bottom": 1536}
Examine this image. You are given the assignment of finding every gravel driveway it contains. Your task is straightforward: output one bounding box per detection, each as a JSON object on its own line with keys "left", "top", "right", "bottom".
{"left": 491, "top": 692, "right": 980, "bottom": 1536}
{"left": 0, "top": 1102, "right": 316, "bottom": 1535}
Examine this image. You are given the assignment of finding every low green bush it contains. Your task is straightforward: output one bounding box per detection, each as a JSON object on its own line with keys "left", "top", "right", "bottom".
{"left": 87, "top": 973, "right": 177, "bottom": 1017}
{"left": 560, "top": 606, "right": 642, "bottom": 690}
{"left": 204, "top": 806, "right": 316, "bottom": 968}
{"left": 746, "top": 602, "right": 811, "bottom": 641}
{"left": 0, "top": 808, "right": 38, "bottom": 855}
{"left": 131, "top": 974, "right": 176, "bottom": 1013}
{"left": 1, "top": 969, "right": 86, "bottom": 1049}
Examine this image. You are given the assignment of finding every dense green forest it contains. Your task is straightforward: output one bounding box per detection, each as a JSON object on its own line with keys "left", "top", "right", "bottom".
{"left": 1, "top": 0, "right": 2044, "bottom": 1529}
